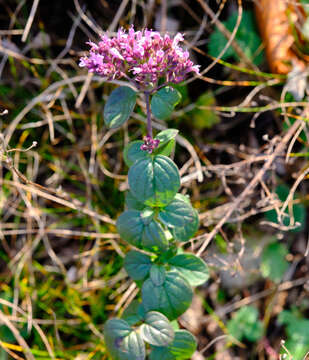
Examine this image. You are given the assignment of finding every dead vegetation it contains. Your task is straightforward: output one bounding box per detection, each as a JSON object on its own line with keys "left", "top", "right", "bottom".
{"left": 0, "top": 0, "right": 309, "bottom": 359}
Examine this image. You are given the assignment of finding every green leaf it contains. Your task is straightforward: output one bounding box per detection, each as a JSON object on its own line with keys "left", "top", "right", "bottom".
{"left": 104, "top": 318, "right": 132, "bottom": 338}
{"left": 150, "top": 265, "right": 166, "bottom": 286}
{"left": 278, "top": 310, "right": 309, "bottom": 360}
{"left": 171, "top": 208, "right": 199, "bottom": 242}
{"left": 122, "top": 301, "right": 144, "bottom": 326}
{"left": 124, "top": 251, "right": 152, "bottom": 281}
{"left": 104, "top": 86, "right": 137, "bottom": 129}
{"left": 124, "top": 141, "right": 149, "bottom": 167}
{"left": 261, "top": 243, "right": 289, "bottom": 283}
{"left": 168, "top": 253, "right": 209, "bottom": 286}
{"left": 208, "top": 10, "right": 264, "bottom": 65}
{"left": 104, "top": 318, "right": 146, "bottom": 360}
{"left": 227, "top": 306, "right": 263, "bottom": 343}
{"left": 142, "top": 271, "right": 193, "bottom": 320}
{"left": 140, "top": 311, "right": 174, "bottom": 347}
{"left": 154, "top": 129, "right": 178, "bottom": 147}
{"left": 116, "top": 210, "right": 168, "bottom": 252}
{"left": 151, "top": 87, "right": 182, "bottom": 120}
{"left": 153, "top": 129, "right": 178, "bottom": 157}
{"left": 116, "top": 210, "right": 144, "bottom": 248}
{"left": 158, "top": 196, "right": 196, "bottom": 228}
{"left": 122, "top": 331, "right": 146, "bottom": 360}
{"left": 265, "top": 184, "right": 306, "bottom": 233}
{"left": 153, "top": 139, "right": 176, "bottom": 157}
{"left": 125, "top": 191, "right": 145, "bottom": 211}
{"left": 149, "top": 330, "right": 197, "bottom": 360}
{"left": 128, "top": 155, "right": 180, "bottom": 207}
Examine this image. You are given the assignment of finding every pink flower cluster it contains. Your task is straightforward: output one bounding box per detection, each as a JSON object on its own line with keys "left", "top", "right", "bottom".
{"left": 140, "top": 135, "right": 160, "bottom": 153}
{"left": 79, "top": 26, "right": 200, "bottom": 88}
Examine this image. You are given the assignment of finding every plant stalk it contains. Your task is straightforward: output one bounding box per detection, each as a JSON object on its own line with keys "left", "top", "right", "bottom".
{"left": 145, "top": 91, "right": 152, "bottom": 138}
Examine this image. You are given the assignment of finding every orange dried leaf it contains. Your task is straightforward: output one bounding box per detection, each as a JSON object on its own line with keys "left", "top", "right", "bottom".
{"left": 254, "top": 0, "right": 307, "bottom": 74}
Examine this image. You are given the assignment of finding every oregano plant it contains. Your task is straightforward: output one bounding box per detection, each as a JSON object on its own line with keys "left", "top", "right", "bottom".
{"left": 80, "top": 26, "right": 209, "bottom": 360}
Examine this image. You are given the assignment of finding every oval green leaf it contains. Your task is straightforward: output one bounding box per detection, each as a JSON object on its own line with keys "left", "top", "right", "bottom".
{"left": 104, "top": 86, "right": 137, "bottom": 129}
{"left": 142, "top": 271, "right": 193, "bottom": 320}
{"left": 153, "top": 129, "right": 178, "bottom": 156}
{"left": 168, "top": 253, "right": 209, "bottom": 286}
{"left": 155, "top": 129, "right": 178, "bottom": 145}
{"left": 128, "top": 155, "right": 180, "bottom": 207}
{"left": 116, "top": 210, "right": 144, "bottom": 248}
{"left": 171, "top": 208, "right": 199, "bottom": 242}
{"left": 116, "top": 210, "right": 168, "bottom": 252}
{"left": 124, "top": 141, "right": 149, "bottom": 167}
{"left": 122, "top": 331, "right": 146, "bottom": 360}
{"left": 104, "top": 318, "right": 146, "bottom": 360}
{"left": 158, "top": 196, "right": 196, "bottom": 228}
{"left": 140, "top": 311, "right": 174, "bottom": 347}
{"left": 151, "top": 87, "right": 182, "bottom": 120}
{"left": 149, "top": 330, "right": 197, "bottom": 360}
{"left": 124, "top": 251, "right": 152, "bottom": 281}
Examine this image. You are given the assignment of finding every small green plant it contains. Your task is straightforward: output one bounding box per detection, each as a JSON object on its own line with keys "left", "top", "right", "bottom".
{"left": 279, "top": 310, "right": 309, "bottom": 360}
{"left": 208, "top": 10, "right": 264, "bottom": 65}
{"left": 81, "top": 27, "right": 209, "bottom": 359}
{"left": 227, "top": 306, "right": 263, "bottom": 343}
{"left": 261, "top": 242, "right": 289, "bottom": 283}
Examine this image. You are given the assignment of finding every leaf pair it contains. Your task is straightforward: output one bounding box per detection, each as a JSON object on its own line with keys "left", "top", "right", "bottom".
{"left": 121, "top": 191, "right": 199, "bottom": 246}
{"left": 123, "top": 129, "right": 178, "bottom": 167}
{"left": 117, "top": 196, "right": 199, "bottom": 252}
{"left": 124, "top": 251, "right": 209, "bottom": 320}
{"left": 104, "top": 86, "right": 181, "bottom": 129}
{"left": 124, "top": 251, "right": 209, "bottom": 287}
{"left": 104, "top": 311, "right": 174, "bottom": 360}
{"left": 104, "top": 316, "right": 196, "bottom": 360}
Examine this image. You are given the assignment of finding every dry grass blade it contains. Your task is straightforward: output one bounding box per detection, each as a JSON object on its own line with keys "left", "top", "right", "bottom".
{"left": 21, "top": 0, "right": 40, "bottom": 42}
{"left": 0, "top": 309, "right": 35, "bottom": 360}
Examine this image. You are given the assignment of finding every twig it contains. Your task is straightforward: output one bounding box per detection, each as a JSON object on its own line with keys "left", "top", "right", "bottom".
{"left": 196, "top": 119, "right": 303, "bottom": 256}
{"left": 202, "top": 276, "right": 308, "bottom": 321}
{"left": 196, "top": 0, "right": 254, "bottom": 74}
{"left": 22, "top": 0, "right": 40, "bottom": 42}
{"left": 73, "top": 0, "right": 103, "bottom": 35}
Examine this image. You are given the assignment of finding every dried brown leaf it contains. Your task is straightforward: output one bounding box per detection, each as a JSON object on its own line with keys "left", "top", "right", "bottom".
{"left": 254, "top": 0, "right": 307, "bottom": 74}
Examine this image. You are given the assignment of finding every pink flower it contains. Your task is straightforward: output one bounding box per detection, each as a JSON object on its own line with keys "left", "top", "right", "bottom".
{"left": 140, "top": 136, "right": 160, "bottom": 153}
{"left": 80, "top": 26, "right": 200, "bottom": 88}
